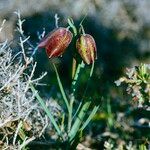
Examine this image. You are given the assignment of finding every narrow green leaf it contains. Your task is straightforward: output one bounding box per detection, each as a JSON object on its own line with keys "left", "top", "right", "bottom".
{"left": 19, "top": 128, "right": 26, "bottom": 141}
{"left": 30, "top": 84, "right": 62, "bottom": 136}
{"left": 60, "top": 114, "right": 65, "bottom": 132}
{"left": 68, "top": 95, "right": 75, "bottom": 132}
{"left": 69, "top": 61, "right": 95, "bottom": 141}
{"left": 72, "top": 101, "right": 82, "bottom": 120}
{"left": 53, "top": 63, "right": 70, "bottom": 112}
{"left": 82, "top": 61, "right": 95, "bottom": 99}
{"left": 71, "top": 61, "right": 85, "bottom": 93}
{"left": 90, "top": 62, "right": 95, "bottom": 77}
{"left": 68, "top": 101, "right": 91, "bottom": 142}
{"left": 80, "top": 105, "right": 99, "bottom": 130}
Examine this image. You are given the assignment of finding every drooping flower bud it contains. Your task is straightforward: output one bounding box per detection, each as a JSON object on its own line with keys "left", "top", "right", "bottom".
{"left": 38, "top": 27, "right": 72, "bottom": 58}
{"left": 76, "top": 34, "right": 97, "bottom": 65}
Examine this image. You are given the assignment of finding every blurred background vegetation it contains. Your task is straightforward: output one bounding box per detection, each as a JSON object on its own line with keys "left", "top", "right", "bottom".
{"left": 0, "top": 0, "right": 149, "bottom": 149}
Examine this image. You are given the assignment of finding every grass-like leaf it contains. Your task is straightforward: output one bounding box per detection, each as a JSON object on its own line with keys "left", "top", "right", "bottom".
{"left": 68, "top": 101, "right": 91, "bottom": 142}
{"left": 71, "top": 61, "right": 85, "bottom": 93}
{"left": 53, "top": 63, "right": 70, "bottom": 112}
{"left": 30, "top": 84, "right": 62, "bottom": 136}
{"left": 80, "top": 105, "right": 99, "bottom": 130}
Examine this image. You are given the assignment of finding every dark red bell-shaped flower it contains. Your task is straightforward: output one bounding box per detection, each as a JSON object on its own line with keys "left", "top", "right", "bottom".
{"left": 38, "top": 27, "right": 72, "bottom": 58}
{"left": 76, "top": 34, "right": 97, "bottom": 65}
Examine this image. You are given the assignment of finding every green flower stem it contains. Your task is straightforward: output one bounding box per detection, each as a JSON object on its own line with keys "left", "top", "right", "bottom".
{"left": 80, "top": 24, "right": 85, "bottom": 35}
{"left": 72, "top": 58, "right": 76, "bottom": 79}
{"left": 68, "top": 17, "right": 77, "bottom": 79}
{"left": 67, "top": 18, "right": 77, "bottom": 36}
{"left": 67, "top": 18, "right": 78, "bottom": 133}
{"left": 90, "top": 62, "right": 95, "bottom": 77}
{"left": 68, "top": 63, "right": 82, "bottom": 133}
{"left": 68, "top": 62, "right": 96, "bottom": 143}
{"left": 68, "top": 61, "right": 85, "bottom": 133}
{"left": 53, "top": 63, "right": 70, "bottom": 113}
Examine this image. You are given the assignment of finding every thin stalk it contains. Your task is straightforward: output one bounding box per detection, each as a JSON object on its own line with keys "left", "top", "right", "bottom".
{"left": 67, "top": 18, "right": 77, "bottom": 36}
{"left": 69, "top": 54, "right": 77, "bottom": 132}
{"left": 67, "top": 17, "right": 79, "bottom": 136}
{"left": 68, "top": 61, "right": 85, "bottom": 132}
{"left": 80, "top": 24, "right": 85, "bottom": 35}
{"left": 90, "top": 61, "right": 95, "bottom": 77}
{"left": 53, "top": 63, "right": 70, "bottom": 113}
{"left": 79, "top": 13, "right": 87, "bottom": 26}
{"left": 72, "top": 58, "right": 76, "bottom": 79}
{"left": 69, "top": 58, "right": 76, "bottom": 132}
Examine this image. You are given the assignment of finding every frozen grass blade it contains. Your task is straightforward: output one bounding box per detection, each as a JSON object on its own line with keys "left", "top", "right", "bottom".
{"left": 30, "top": 84, "right": 62, "bottom": 136}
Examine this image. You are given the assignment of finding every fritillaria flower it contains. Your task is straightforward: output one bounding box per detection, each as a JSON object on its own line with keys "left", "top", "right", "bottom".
{"left": 38, "top": 27, "right": 73, "bottom": 58}
{"left": 76, "top": 34, "right": 97, "bottom": 65}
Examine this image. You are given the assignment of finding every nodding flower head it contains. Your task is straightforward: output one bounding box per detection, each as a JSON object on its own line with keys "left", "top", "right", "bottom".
{"left": 76, "top": 34, "right": 97, "bottom": 65}
{"left": 38, "top": 27, "right": 73, "bottom": 58}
